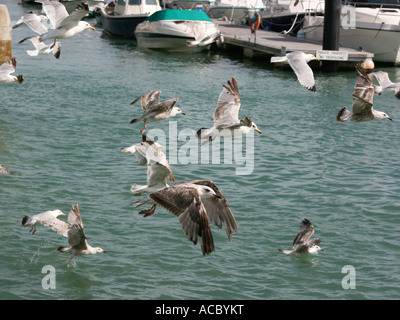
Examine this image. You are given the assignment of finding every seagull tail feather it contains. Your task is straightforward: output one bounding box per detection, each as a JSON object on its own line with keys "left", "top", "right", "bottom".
{"left": 16, "top": 75, "right": 24, "bottom": 84}
{"left": 196, "top": 127, "right": 212, "bottom": 140}
{"left": 130, "top": 118, "right": 139, "bottom": 124}
{"left": 22, "top": 215, "right": 33, "bottom": 227}
{"left": 336, "top": 107, "right": 352, "bottom": 122}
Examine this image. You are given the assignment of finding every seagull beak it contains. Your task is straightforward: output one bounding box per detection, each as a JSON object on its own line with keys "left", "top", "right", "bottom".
{"left": 90, "top": 26, "right": 96, "bottom": 30}
{"left": 256, "top": 128, "right": 262, "bottom": 134}
{"left": 388, "top": 117, "right": 393, "bottom": 121}
{"left": 61, "top": 212, "right": 66, "bottom": 216}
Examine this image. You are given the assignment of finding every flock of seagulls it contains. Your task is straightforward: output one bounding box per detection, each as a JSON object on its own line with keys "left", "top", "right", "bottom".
{"left": 1, "top": 1, "right": 399, "bottom": 265}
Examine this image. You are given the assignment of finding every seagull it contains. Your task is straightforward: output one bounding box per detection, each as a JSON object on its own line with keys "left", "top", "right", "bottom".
{"left": 0, "top": 164, "right": 14, "bottom": 175}
{"left": 121, "top": 134, "right": 175, "bottom": 195}
{"left": 20, "top": 1, "right": 95, "bottom": 44}
{"left": 130, "top": 90, "right": 184, "bottom": 134}
{"left": 135, "top": 180, "right": 238, "bottom": 255}
{"left": 57, "top": 204, "right": 106, "bottom": 267}
{"left": 196, "top": 77, "right": 262, "bottom": 145}
{"left": 11, "top": 12, "right": 49, "bottom": 34}
{"left": 0, "top": 58, "right": 24, "bottom": 84}
{"left": 368, "top": 70, "right": 400, "bottom": 99}
{"left": 270, "top": 51, "right": 319, "bottom": 92}
{"left": 186, "top": 22, "right": 221, "bottom": 48}
{"left": 337, "top": 64, "right": 393, "bottom": 122}
{"left": 19, "top": 36, "right": 61, "bottom": 59}
{"left": 22, "top": 210, "right": 67, "bottom": 235}
{"left": 278, "top": 219, "right": 323, "bottom": 255}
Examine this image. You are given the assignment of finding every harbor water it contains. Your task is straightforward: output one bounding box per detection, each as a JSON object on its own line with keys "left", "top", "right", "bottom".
{"left": 1, "top": 0, "right": 400, "bottom": 300}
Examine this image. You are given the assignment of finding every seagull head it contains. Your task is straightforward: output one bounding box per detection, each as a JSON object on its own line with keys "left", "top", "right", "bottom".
{"left": 172, "top": 107, "right": 185, "bottom": 116}
{"left": 94, "top": 247, "right": 106, "bottom": 253}
{"left": 78, "top": 21, "right": 96, "bottom": 31}
{"left": 309, "top": 245, "right": 324, "bottom": 254}
{"left": 53, "top": 210, "right": 66, "bottom": 218}
{"left": 377, "top": 111, "right": 393, "bottom": 121}
{"left": 199, "top": 186, "right": 221, "bottom": 199}
{"left": 251, "top": 122, "right": 262, "bottom": 134}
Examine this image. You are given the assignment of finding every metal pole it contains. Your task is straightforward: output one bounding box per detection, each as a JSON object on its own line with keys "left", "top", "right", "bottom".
{"left": 322, "top": 0, "right": 341, "bottom": 72}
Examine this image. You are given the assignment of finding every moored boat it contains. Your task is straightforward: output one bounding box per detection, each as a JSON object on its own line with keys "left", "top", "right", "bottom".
{"left": 135, "top": 9, "right": 222, "bottom": 51}
{"left": 100, "top": 0, "right": 162, "bottom": 38}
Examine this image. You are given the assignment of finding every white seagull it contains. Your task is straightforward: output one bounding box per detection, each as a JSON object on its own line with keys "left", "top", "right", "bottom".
{"left": 278, "top": 219, "right": 323, "bottom": 255}
{"left": 130, "top": 90, "right": 184, "bottom": 134}
{"left": 57, "top": 204, "right": 106, "bottom": 267}
{"left": 196, "top": 77, "right": 262, "bottom": 145}
{"left": 19, "top": 36, "right": 61, "bottom": 59}
{"left": 22, "top": 1, "right": 95, "bottom": 43}
{"left": 13, "top": 11, "right": 61, "bottom": 58}
{"left": 0, "top": 58, "right": 24, "bottom": 85}
{"left": 22, "top": 210, "right": 67, "bottom": 235}
{"left": 337, "top": 64, "right": 393, "bottom": 122}
{"left": 270, "top": 51, "right": 319, "bottom": 92}
{"left": 368, "top": 70, "right": 400, "bottom": 99}
{"left": 135, "top": 180, "right": 238, "bottom": 255}
{"left": 121, "top": 134, "right": 175, "bottom": 196}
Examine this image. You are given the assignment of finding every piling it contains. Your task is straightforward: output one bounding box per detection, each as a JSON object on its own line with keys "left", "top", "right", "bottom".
{"left": 322, "top": 0, "right": 341, "bottom": 72}
{"left": 0, "top": 4, "right": 12, "bottom": 66}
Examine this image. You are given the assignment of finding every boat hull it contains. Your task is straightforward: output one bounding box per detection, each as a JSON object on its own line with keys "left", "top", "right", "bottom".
{"left": 100, "top": 8, "right": 148, "bottom": 38}
{"left": 303, "top": 15, "right": 400, "bottom": 65}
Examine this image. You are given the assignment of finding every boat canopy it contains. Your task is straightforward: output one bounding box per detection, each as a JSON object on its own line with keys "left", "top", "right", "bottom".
{"left": 145, "top": 9, "right": 214, "bottom": 22}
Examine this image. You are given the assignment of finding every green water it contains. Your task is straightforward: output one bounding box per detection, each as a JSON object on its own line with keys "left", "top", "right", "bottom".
{"left": 1, "top": 0, "right": 399, "bottom": 300}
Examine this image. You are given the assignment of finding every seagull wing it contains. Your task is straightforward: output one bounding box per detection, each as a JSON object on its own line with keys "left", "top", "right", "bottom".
{"left": 292, "top": 219, "right": 315, "bottom": 250}
{"left": 36, "top": 0, "right": 69, "bottom": 29}
{"left": 131, "top": 90, "right": 162, "bottom": 110}
{"left": 0, "top": 59, "right": 16, "bottom": 76}
{"left": 67, "top": 224, "right": 87, "bottom": 250}
{"left": 35, "top": 211, "right": 70, "bottom": 237}
{"left": 182, "top": 180, "right": 238, "bottom": 241}
{"left": 12, "top": 13, "right": 48, "bottom": 34}
{"left": 286, "top": 51, "right": 316, "bottom": 92}
{"left": 146, "top": 98, "right": 180, "bottom": 114}
{"left": 351, "top": 89, "right": 374, "bottom": 115}
{"left": 214, "top": 77, "right": 241, "bottom": 125}
{"left": 149, "top": 185, "right": 214, "bottom": 255}
{"left": 67, "top": 204, "right": 83, "bottom": 228}
{"left": 58, "top": 2, "right": 89, "bottom": 28}
{"left": 368, "top": 71, "right": 394, "bottom": 89}
{"left": 146, "top": 164, "right": 172, "bottom": 189}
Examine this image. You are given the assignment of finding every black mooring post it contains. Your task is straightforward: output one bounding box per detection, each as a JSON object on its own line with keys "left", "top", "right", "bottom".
{"left": 322, "top": 0, "right": 341, "bottom": 72}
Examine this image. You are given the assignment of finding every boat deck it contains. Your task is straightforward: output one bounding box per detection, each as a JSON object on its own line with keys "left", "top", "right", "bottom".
{"left": 214, "top": 20, "right": 374, "bottom": 64}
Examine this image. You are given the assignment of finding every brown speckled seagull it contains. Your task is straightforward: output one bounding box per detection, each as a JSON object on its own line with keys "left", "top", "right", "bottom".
{"left": 196, "top": 77, "right": 262, "bottom": 145}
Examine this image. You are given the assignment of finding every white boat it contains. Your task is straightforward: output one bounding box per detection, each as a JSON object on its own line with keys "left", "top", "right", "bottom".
{"left": 302, "top": 1, "right": 400, "bottom": 65}
{"left": 206, "top": 0, "right": 264, "bottom": 24}
{"left": 99, "top": 0, "right": 162, "bottom": 38}
{"left": 171, "top": 0, "right": 216, "bottom": 10}
{"left": 135, "top": 9, "right": 222, "bottom": 52}
{"left": 261, "top": 0, "right": 325, "bottom": 34}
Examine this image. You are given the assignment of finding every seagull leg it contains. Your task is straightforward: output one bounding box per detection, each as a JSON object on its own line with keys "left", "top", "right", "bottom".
{"left": 32, "top": 226, "right": 37, "bottom": 235}
{"left": 138, "top": 204, "right": 157, "bottom": 217}
{"left": 67, "top": 256, "right": 74, "bottom": 268}
{"left": 140, "top": 121, "right": 147, "bottom": 134}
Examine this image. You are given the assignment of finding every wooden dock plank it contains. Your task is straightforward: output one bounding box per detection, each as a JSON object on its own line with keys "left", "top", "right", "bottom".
{"left": 214, "top": 20, "right": 374, "bottom": 62}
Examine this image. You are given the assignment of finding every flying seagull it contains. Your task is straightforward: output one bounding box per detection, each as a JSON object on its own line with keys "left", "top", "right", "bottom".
{"left": 11, "top": 12, "right": 49, "bottom": 34}
{"left": 270, "top": 51, "right": 319, "bottom": 92}
{"left": 121, "top": 134, "right": 175, "bottom": 195}
{"left": 135, "top": 180, "right": 238, "bottom": 255}
{"left": 22, "top": 210, "right": 67, "bottom": 235}
{"left": 19, "top": 1, "right": 95, "bottom": 44}
{"left": 368, "top": 70, "right": 400, "bottom": 99}
{"left": 19, "top": 36, "right": 61, "bottom": 59}
{"left": 278, "top": 219, "right": 323, "bottom": 255}
{"left": 337, "top": 64, "right": 393, "bottom": 122}
{"left": 196, "top": 77, "right": 262, "bottom": 145}
{"left": 57, "top": 204, "right": 106, "bottom": 267}
{"left": 130, "top": 90, "right": 184, "bottom": 134}
{"left": 0, "top": 58, "right": 24, "bottom": 85}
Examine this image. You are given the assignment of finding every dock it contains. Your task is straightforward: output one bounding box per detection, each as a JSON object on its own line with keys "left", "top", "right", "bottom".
{"left": 214, "top": 20, "right": 374, "bottom": 67}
